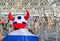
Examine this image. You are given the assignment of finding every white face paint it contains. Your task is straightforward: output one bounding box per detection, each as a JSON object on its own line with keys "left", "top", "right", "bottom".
{"left": 13, "top": 15, "right": 27, "bottom": 24}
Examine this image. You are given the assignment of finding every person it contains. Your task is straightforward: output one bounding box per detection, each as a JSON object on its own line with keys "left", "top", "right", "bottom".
{"left": 0, "top": 33, "right": 3, "bottom": 41}
{"left": 33, "top": 19, "right": 40, "bottom": 35}
{"left": 48, "top": 17, "right": 54, "bottom": 30}
{"left": 7, "top": 19, "right": 13, "bottom": 33}
{"left": 1, "top": 17, "right": 5, "bottom": 28}
{"left": 1, "top": 17, "right": 5, "bottom": 32}
{"left": 2, "top": 10, "right": 39, "bottom": 41}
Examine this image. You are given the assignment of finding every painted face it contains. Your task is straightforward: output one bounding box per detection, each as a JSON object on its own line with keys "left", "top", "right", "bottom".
{"left": 8, "top": 10, "right": 30, "bottom": 29}
{"left": 13, "top": 15, "right": 27, "bottom": 29}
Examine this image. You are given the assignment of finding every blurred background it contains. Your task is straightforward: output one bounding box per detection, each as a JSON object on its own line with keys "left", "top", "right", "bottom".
{"left": 0, "top": 0, "right": 60, "bottom": 41}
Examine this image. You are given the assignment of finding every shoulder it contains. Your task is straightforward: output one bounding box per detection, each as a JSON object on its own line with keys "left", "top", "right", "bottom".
{"left": 8, "top": 29, "right": 36, "bottom": 36}
{"left": 8, "top": 30, "right": 20, "bottom": 35}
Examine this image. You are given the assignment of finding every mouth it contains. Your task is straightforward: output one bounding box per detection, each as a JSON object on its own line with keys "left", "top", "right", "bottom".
{"left": 13, "top": 23, "right": 26, "bottom": 29}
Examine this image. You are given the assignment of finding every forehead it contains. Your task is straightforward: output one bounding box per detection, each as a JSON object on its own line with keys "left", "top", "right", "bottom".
{"left": 14, "top": 15, "right": 27, "bottom": 23}
{"left": 15, "top": 15, "right": 24, "bottom": 18}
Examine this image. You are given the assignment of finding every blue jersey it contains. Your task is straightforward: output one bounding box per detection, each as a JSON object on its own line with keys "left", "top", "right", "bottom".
{"left": 2, "top": 29, "right": 39, "bottom": 41}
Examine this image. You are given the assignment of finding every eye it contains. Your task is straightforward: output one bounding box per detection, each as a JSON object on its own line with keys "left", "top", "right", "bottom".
{"left": 22, "top": 22, "right": 26, "bottom": 24}
{"left": 17, "top": 16, "right": 21, "bottom": 19}
{"left": 13, "top": 22, "right": 17, "bottom": 24}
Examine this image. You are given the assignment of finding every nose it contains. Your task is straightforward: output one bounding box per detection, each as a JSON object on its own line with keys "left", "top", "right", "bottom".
{"left": 17, "top": 16, "right": 21, "bottom": 19}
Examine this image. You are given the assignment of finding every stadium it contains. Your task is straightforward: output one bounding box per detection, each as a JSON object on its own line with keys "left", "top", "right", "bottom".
{"left": 0, "top": 0, "right": 60, "bottom": 41}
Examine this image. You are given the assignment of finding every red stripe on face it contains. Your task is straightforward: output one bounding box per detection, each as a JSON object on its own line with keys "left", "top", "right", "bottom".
{"left": 13, "top": 23, "right": 26, "bottom": 29}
